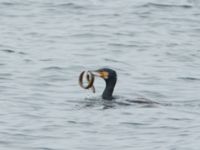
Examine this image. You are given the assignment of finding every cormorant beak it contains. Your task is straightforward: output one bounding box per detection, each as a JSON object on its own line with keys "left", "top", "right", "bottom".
{"left": 91, "top": 70, "right": 109, "bottom": 79}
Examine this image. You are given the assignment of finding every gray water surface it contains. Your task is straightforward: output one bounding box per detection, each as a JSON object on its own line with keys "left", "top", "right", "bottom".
{"left": 1, "top": 0, "right": 200, "bottom": 149}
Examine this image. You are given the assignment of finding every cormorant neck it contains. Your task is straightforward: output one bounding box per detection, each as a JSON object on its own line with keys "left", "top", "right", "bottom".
{"left": 102, "top": 77, "right": 116, "bottom": 100}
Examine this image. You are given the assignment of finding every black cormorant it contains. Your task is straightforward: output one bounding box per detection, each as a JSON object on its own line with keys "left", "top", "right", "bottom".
{"left": 91, "top": 68, "right": 117, "bottom": 100}
{"left": 80, "top": 68, "right": 158, "bottom": 105}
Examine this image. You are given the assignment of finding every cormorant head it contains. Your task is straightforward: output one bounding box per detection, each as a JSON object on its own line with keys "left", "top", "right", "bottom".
{"left": 92, "top": 68, "right": 117, "bottom": 81}
{"left": 91, "top": 68, "right": 117, "bottom": 100}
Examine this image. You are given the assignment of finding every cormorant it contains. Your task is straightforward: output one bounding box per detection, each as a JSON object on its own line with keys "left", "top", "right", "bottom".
{"left": 91, "top": 68, "right": 117, "bottom": 100}
{"left": 79, "top": 68, "right": 158, "bottom": 105}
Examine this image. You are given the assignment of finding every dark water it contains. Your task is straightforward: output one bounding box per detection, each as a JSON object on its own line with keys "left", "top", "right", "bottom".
{"left": 1, "top": 0, "right": 200, "bottom": 149}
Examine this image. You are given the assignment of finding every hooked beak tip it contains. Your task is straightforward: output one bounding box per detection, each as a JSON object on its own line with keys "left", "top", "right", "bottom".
{"left": 90, "top": 71, "right": 101, "bottom": 77}
{"left": 90, "top": 70, "right": 109, "bottom": 79}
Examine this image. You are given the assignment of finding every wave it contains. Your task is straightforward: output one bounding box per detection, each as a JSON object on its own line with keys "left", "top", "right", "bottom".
{"left": 140, "top": 2, "right": 193, "bottom": 9}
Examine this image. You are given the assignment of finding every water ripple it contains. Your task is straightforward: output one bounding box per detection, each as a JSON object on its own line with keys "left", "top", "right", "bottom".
{"left": 140, "top": 2, "right": 193, "bottom": 9}
{"left": 0, "top": 0, "right": 200, "bottom": 149}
